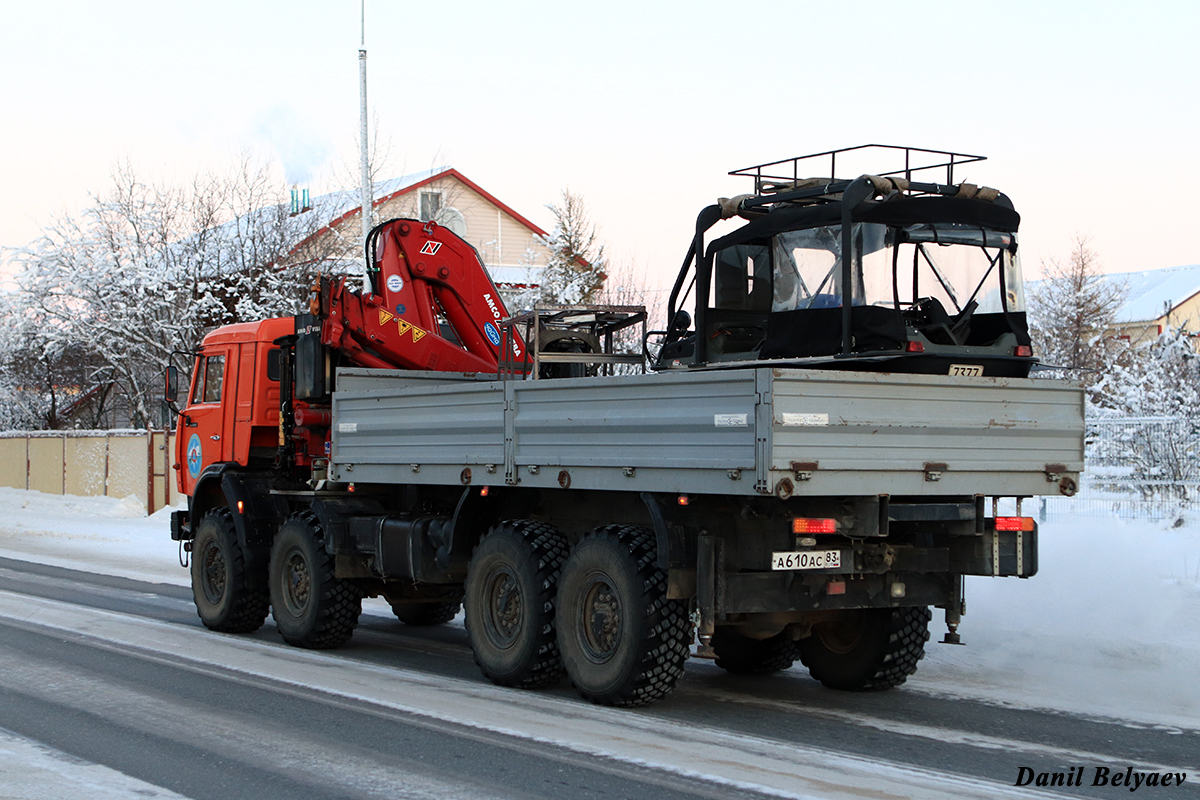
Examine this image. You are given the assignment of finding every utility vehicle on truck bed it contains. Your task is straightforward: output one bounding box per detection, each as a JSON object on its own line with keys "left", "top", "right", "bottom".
{"left": 167, "top": 146, "right": 1084, "bottom": 707}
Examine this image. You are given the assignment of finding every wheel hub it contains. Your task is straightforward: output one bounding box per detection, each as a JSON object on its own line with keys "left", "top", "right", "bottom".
{"left": 483, "top": 567, "right": 522, "bottom": 648}
{"left": 815, "top": 609, "right": 866, "bottom": 654}
{"left": 282, "top": 551, "right": 311, "bottom": 615}
{"left": 580, "top": 574, "right": 621, "bottom": 663}
{"left": 201, "top": 541, "right": 226, "bottom": 605}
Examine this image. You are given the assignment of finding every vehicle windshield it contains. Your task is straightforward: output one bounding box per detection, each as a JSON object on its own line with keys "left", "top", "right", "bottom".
{"left": 770, "top": 222, "right": 1025, "bottom": 315}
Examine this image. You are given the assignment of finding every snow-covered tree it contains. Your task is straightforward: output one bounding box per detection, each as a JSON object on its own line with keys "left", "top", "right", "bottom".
{"left": 537, "top": 190, "right": 607, "bottom": 305}
{"left": 1027, "top": 235, "right": 1128, "bottom": 402}
{"left": 0, "top": 295, "right": 109, "bottom": 429}
{"left": 1090, "top": 325, "right": 1200, "bottom": 499}
{"left": 1, "top": 158, "right": 344, "bottom": 430}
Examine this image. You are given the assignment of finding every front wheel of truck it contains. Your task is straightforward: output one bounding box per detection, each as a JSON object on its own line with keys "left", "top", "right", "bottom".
{"left": 556, "top": 526, "right": 692, "bottom": 707}
{"left": 192, "top": 508, "right": 269, "bottom": 633}
{"left": 798, "top": 606, "right": 931, "bottom": 691}
{"left": 269, "top": 512, "right": 362, "bottom": 649}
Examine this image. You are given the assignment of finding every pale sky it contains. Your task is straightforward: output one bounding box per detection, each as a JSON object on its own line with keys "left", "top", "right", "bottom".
{"left": 2, "top": 1, "right": 1197, "bottom": 301}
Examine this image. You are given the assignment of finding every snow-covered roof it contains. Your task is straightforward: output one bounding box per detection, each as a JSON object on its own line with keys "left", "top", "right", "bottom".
{"left": 181, "top": 168, "right": 454, "bottom": 270}
{"left": 1104, "top": 264, "right": 1200, "bottom": 323}
{"left": 487, "top": 266, "right": 541, "bottom": 286}
{"left": 317, "top": 166, "right": 449, "bottom": 223}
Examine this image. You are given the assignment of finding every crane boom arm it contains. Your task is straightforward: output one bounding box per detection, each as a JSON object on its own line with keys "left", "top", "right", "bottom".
{"left": 312, "top": 218, "right": 526, "bottom": 373}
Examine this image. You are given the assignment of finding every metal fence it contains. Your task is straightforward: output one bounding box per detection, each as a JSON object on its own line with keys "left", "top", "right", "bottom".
{"left": 1041, "top": 416, "right": 1200, "bottom": 522}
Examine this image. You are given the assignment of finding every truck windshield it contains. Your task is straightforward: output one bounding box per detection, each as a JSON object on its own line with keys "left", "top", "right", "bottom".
{"left": 771, "top": 222, "right": 1025, "bottom": 316}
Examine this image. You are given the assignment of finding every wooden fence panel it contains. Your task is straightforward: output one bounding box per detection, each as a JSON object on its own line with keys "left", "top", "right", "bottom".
{"left": 107, "top": 437, "right": 148, "bottom": 507}
{"left": 0, "top": 431, "right": 175, "bottom": 512}
{"left": 0, "top": 439, "right": 25, "bottom": 489}
{"left": 27, "top": 438, "right": 63, "bottom": 495}
{"left": 64, "top": 437, "right": 108, "bottom": 497}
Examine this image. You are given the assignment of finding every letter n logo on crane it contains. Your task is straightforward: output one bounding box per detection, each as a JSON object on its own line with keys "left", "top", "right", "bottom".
{"left": 420, "top": 241, "right": 442, "bottom": 255}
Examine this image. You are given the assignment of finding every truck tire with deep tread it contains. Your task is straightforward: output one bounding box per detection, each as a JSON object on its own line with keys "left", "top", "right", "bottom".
{"left": 269, "top": 511, "right": 362, "bottom": 649}
{"left": 556, "top": 525, "right": 692, "bottom": 707}
{"left": 391, "top": 601, "right": 461, "bottom": 626}
{"left": 798, "top": 606, "right": 931, "bottom": 691}
{"left": 464, "top": 520, "right": 568, "bottom": 688}
{"left": 712, "top": 628, "right": 800, "bottom": 675}
{"left": 191, "top": 508, "right": 270, "bottom": 633}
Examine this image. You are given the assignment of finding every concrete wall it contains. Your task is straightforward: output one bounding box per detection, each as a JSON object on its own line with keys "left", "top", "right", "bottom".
{"left": 0, "top": 431, "right": 175, "bottom": 514}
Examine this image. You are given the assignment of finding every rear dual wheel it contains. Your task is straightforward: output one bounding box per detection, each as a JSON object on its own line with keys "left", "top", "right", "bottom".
{"left": 712, "top": 628, "right": 800, "bottom": 675}
{"left": 390, "top": 601, "right": 461, "bottom": 626}
{"left": 798, "top": 606, "right": 931, "bottom": 690}
{"left": 555, "top": 526, "right": 692, "bottom": 707}
{"left": 268, "top": 512, "right": 362, "bottom": 649}
{"left": 464, "top": 520, "right": 569, "bottom": 688}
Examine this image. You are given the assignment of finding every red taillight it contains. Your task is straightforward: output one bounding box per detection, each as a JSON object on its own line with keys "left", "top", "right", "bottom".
{"left": 793, "top": 518, "right": 837, "bottom": 534}
{"left": 480, "top": 486, "right": 489, "bottom": 497}
{"left": 994, "top": 516, "right": 1035, "bottom": 531}
{"left": 906, "top": 341, "right": 925, "bottom": 353}
{"left": 1014, "top": 345, "right": 1033, "bottom": 357}
{"left": 826, "top": 580, "right": 846, "bottom": 595}
{"left": 678, "top": 495, "right": 689, "bottom": 506}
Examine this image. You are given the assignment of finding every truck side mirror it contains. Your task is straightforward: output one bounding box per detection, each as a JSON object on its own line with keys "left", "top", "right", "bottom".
{"left": 165, "top": 365, "right": 179, "bottom": 404}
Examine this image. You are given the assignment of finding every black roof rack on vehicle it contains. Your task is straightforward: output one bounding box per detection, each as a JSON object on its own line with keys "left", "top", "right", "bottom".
{"left": 730, "top": 144, "right": 986, "bottom": 196}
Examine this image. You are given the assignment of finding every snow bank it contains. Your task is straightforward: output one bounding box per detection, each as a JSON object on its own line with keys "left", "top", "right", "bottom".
{"left": 911, "top": 515, "right": 1200, "bottom": 729}
{"left": 0, "top": 488, "right": 1196, "bottom": 728}
{"left": 0, "top": 487, "right": 186, "bottom": 586}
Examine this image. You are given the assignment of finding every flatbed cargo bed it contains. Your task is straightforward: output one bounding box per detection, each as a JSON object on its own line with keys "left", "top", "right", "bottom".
{"left": 330, "top": 367, "right": 1084, "bottom": 498}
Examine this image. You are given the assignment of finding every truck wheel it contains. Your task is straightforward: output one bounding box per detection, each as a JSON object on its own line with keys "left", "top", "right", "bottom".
{"left": 798, "top": 606, "right": 931, "bottom": 691}
{"left": 191, "top": 508, "right": 269, "bottom": 633}
{"left": 391, "top": 601, "right": 461, "bottom": 626}
{"left": 556, "top": 526, "right": 692, "bottom": 707}
{"left": 712, "top": 628, "right": 799, "bottom": 675}
{"left": 464, "top": 520, "right": 568, "bottom": 688}
{"left": 269, "top": 512, "right": 362, "bottom": 649}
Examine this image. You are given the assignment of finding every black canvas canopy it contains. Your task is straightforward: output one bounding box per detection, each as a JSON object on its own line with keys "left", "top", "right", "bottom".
{"left": 708, "top": 194, "right": 1020, "bottom": 254}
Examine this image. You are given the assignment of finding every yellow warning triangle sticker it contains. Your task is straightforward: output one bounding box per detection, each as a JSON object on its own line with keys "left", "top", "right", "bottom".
{"left": 397, "top": 320, "right": 412, "bottom": 337}
{"left": 378, "top": 309, "right": 394, "bottom": 326}
{"left": 411, "top": 327, "right": 427, "bottom": 343}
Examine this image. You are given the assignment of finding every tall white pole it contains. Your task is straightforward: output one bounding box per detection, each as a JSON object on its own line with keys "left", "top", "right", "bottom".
{"left": 358, "top": 1, "right": 372, "bottom": 293}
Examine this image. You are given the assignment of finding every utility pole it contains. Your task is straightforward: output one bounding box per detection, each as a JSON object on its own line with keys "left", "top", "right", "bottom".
{"left": 358, "top": 0, "right": 372, "bottom": 292}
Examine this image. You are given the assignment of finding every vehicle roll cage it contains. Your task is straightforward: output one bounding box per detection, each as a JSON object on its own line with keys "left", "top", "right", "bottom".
{"left": 666, "top": 145, "right": 1011, "bottom": 365}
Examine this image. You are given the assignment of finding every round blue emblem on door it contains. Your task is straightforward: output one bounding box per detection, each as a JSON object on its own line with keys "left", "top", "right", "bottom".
{"left": 187, "top": 434, "right": 203, "bottom": 479}
{"left": 484, "top": 322, "right": 501, "bottom": 346}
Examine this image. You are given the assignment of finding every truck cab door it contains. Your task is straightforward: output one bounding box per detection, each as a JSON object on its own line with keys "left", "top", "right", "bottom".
{"left": 230, "top": 343, "right": 258, "bottom": 464}
{"left": 180, "top": 350, "right": 233, "bottom": 495}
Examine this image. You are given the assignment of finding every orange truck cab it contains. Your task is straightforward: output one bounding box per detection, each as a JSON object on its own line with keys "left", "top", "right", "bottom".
{"left": 175, "top": 317, "right": 292, "bottom": 498}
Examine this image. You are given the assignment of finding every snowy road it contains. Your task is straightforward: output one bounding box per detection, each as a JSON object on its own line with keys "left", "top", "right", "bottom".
{"left": 0, "top": 554, "right": 1196, "bottom": 799}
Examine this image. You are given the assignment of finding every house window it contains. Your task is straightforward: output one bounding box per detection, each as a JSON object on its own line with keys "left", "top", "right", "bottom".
{"left": 419, "top": 191, "right": 441, "bottom": 222}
